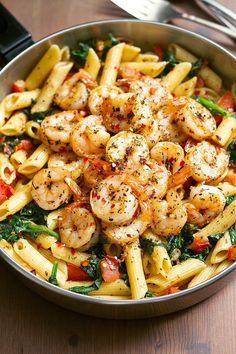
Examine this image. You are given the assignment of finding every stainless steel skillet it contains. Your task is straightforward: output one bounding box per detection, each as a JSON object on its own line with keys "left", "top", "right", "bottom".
{"left": 0, "top": 17, "right": 236, "bottom": 319}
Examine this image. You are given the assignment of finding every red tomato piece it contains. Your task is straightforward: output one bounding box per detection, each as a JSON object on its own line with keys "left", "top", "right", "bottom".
{"left": 189, "top": 236, "right": 210, "bottom": 253}
{"left": 153, "top": 44, "right": 164, "bottom": 60}
{"left": 0, "top": 179, "right": 14, "bottom": 204}
{"left": 11, "top": 80, "right": 25, "bottom": 93}
{"left": 218, "top": 91, "right": 234, "bottom": 111}
{"left": 100, "top": 255, "right": 120, "bottom": 283}
{"left": 196, "top": 77, "right": 205, "bottom": 88}
{"left": 15, "top": 140, "right": 34, "bottom": 152}
{"left": 159, "top": 286, "right": 180, "bottom": 296}
{"left": 67, "top": 263, "right": 92, "bottom": 281}
{"left": 227, "top": 246, "right": 236, "bottom": 261}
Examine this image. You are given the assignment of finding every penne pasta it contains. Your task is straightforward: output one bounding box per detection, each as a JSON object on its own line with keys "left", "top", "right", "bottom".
{"left": 198, "top": 66, "right": 222, "bottom": 93}
{"left": 17, "top": 144, "right": 51, "bottom": 176}
{"left": 0, "top": 153, "right": 16, "bottom": 184}
{"left": 0, "top": 181, "right": 32, "bottom": 221}
{"left": 119, "top": 61, "right": 167, "bottom": 78}
{"left": 100, "top": 43, "right": 125, "bottom": 85}
{"left": 121, "top": 44, "right": 141, "bottom": 62}
{"left": 25, "top": 44, "right": 61, "bottom": 90}
{"left": 173, "top": 76, "right": 197, "bottom": 98}
{"left": 211, "top": 117, "right": 236, "bottom": 147}
{"left": 84, "top": 48, "right": 101, "bottom": 80}
{"left": 0, "top": 112, "right": 27, "bottom": 136}
{"left": 51, "top": 243, "right": 90, "bottom": 266}
{"left": 10, "top": 150, "right": 28, "bottom": 169}
{"left": 25, "top": 120, "right": 41, "bottom": 140}
{"left": 0, "top": 100, "right": 11, "bottom": 128}
{"left": 162, "top": 62, "right": 192, "bottom": 92}
{"left": 125, "top": 241, "right": 148, "bottom": 299}
{"left": 31, "top": 61, "right": 73, "bottom": 113}
{"left": 14, "top": 239, "right": 66, "bottom": 286}
{"left": 4, "top": 89, "right": 40, "bottom": 112}
{"left": 47, "top": 209, "right": 64, "bottom": 230}
{"left": 210, "top": 231, "right": 232, "bottom": 264}
{"left": 168, "top": 43, "right": 197, "bottom": 63}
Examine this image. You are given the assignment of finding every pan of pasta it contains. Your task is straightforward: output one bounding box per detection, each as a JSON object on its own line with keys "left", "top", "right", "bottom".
{"left": 0, "top": 19, "right": 235, "bottom": 319}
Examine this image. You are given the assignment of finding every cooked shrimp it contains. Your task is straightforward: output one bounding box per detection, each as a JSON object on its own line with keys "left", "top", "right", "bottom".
{"left": 175, "top": 98, "right": 216, "bottom": 140}
{"left": 156, "top": 103, "right": 188, "bottom": 143}
{"left": 131, "top": 93, "right": 160, "bottom": 148}
{"left": 70, "top": 115, "right": 110, "bottom": 158}
{"left": 90, "top": 175, "right": 139, "bottom": 225}
{"left": 186, "top": 185, "right": 226, "bottom": 227}
{"left": 59, "top": 202, "right": 100, "bottom": 249}
{"left": 132, "top": 160, "right": 169, "bottom": 200}
{"left": 101, "top": 93, "right": 133, "bottom": 133}
{"left": 31, "top": 168, "right": 72, "bottom": 210}
{"left": 151, "top": 189, "right": 187, "bottom": 237}
{"left": 40, "top": 110, "right": 78, "bottom": 152}
{"left": 54, "top": 70, "right": 92, "bottom": 110}
{"left": 185, "top": 141, "right": 229, "bottom": 183}
{"left": 129, "top": 76, "right": 172, "bottom": 110}
{"left": 83, "top": 159, "right": 113, "bottom": 189}
{"left": 106, "top": 131, "right": 149, "bottom": 169}
{"left": 48, "top": 151, "right": 78, "bottom": 167}
{"left": 88, "top": 85, "right": 122, "bottom": 116}
{"left": 102, "top": 198, "right": 151, "bottom": 244}
{"left": 150, "top": 142, "right": 185, "bottom": 174}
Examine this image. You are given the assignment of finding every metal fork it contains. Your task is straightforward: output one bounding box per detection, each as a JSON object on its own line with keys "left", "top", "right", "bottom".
{"left": 111, "top": 0, "right": 236, "bottom": 39}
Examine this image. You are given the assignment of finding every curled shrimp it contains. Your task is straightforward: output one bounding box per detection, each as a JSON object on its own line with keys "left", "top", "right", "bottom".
{"left": 101, "top": 93, "right": 134, "bottom": 133}
{"left": 83, "top": 158, "right": 113, "bottom": 189}
{"left": 90, "top": 175, "right": 139, "bottom": 225}
{"left": 59, "top": 201, "right": 100, "bottom": 249}
{"left": 40, "top": 110, "right": 78, "bottom": 152}
{"left": 132, "top": 160, "right": 169, "bottom": 200}
{"left": 174, "top": 98, "right": 216, "bottom": 140}
{"left": 48, "top": 151, "right": 78, "bottom": 167}
{"left": 106, "top": 131, "right": 149, "bottom": 169}
{"left": 151, "top": 188, "right": 187, "bottom": 237}
{"left": 31, "top": 168, "right": 72, "bottom": 210}
{"left": 185, "top": 141, "right": 229, "bottom": 183}
{"left": 150, "top": 142, "right": 185, "bottom": 174}
{"left": 88, "top": 85, "right": 122, "bottom": 116}
{"left": 185, "top": 184, "right": 226, "bottom": 227}
{"left": 70, "top": 115, "right": 110, "bottom": 158}
{"left": 131, "top": 93, "right": 160, "bottom": 148}
{"left": 54, "top": 70, "right": 96, "bottom": 110}
{"left": 129, "top": 76, "right": 172, "bottom": 110}
{"left": 101, "top": 174, "right": 152, "bottom": 244}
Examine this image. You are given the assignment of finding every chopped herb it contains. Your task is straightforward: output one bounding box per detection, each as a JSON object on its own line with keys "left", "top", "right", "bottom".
{"left": 167, "top": 224, "right": 210, "bottom": 262}
{"left": 159, "top": 50, "right": 180, "bottom": 76}
{"left": 72, "top": 42, "right": 92, "bottom": 67}
{"left": 188, "top": 58, "right": 202, "bottom": 78}
{"left": 193, "top": 96, "right": 228, "bottom": 116}
{"left": 18, "top": 202, "right": 49, "bottom": 225}
{"left": 208, "top": 233, "right": 224, "bottom": 246}
{"left": 229, "top": 227, "right": 236, "bottom": 245}
{"left": 48, "top": 261, "right": 58, "bottom": 286}
{"left": 140, "top": 238, "right": 165, "bottom": 255}
{"left": 88, "top": 243, "right": 105, "bottom": 259}
{"left": 69, "top": 256, "right": 102, "bottom": 295}
{"left": 0, "top": 215, "right": 59, "bottom": 244}
{"left": 226, "top": 195, "right": 236, "bottom": 205}
{"left": 227, "top": 140, "right": 236, "bottom": 164}
{"left": 23, "top": 107, "right": 56, "bottom": 124}
{"left": 145, "top": 291, "right": 155, "bottom": 298}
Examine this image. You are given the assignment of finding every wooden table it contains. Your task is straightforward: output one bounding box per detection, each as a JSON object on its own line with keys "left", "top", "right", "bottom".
{"left": 0, "top": 1, "right": 236, "bottom": 353}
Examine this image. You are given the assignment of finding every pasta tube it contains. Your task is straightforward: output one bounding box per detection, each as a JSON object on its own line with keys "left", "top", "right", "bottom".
{"left": 125, "top": 240, "right": 148, "bottom": 299}
{"left": 14, "top": 239, "right": 66, "bottom": 286}
{"left": 119, "top": 61, "right": 167, "bottom": 78}
{"left": 25, "top": 44, "right": 61, "bottom": 90}
{"left": 17, "top": 144, "right": 51, "bottom": 176}
{"left": 84, "top": 48, "right": 101, "bottom": 80}
{"left": 4, "top": 89, "right": 40, "bottom": 112}
{"left": 210, "top": 231, "right": 232, "bottom": 264}
{"left": 51, "top": 243, "right": 90, "bottom": 266}
{"left": 121, "top": 44, "right": 141, "bottom": 62}
{"left": 0, "top": 112, "right": 27, "bottom": 136}
{"left": 25, "top": 120, "right": 41, "bottom": 140}
{"left": 0, "top": 153, "right": 16, "bottom": 184}
{"left": 100, "top": 43, "right": 125, "bottom": 85}
{"left": 10, "top": 150, "right": 28, "bottom": 169}
{"left": 162, "top": 62, "right": 192, "bottom": 92}
{"left": 31, "top": 61, "right": 73, "bottom": 113}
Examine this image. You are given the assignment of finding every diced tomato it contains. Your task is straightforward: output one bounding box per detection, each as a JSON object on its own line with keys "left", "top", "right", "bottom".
{"left": 100, "top": 255, "right": 120, "bottom": 283}
{"left": 189, "top": 236, "right": 210, "bottom": 253}
{"left": 196, "top": 76, "right": 205, "bottom": 88}
{"left": 227, "top": 246, "right": 236, "bottom": 261}
{"left": 0, "top": 179, "right": 14, "bottom": 204}
{"left": 11, "top": 80, "right": 25, "bottom": 93}
{"left": 153, "top": 44, "right": 164, "bottom": 60}
{"left": 67, "top": 263, "right": 92, "bottom": 281}
{"left": 159, "top": 286, "right": 180, "bottom": 296}
{"left": 218, "top": 91, "right": 234, "bottom": 111}
{"left": 214, "top": 91, "right": 235, "bottom": 124}
{"left": 15, "top": 140, "right": 34, "bottom": 152}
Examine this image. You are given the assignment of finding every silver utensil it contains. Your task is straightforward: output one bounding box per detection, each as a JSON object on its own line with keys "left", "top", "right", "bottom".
{"left": 199, "top": 0, "right": 236, "bottom": 24}
{"left": 111, "top": 0, "right": 236, "bottom": 39}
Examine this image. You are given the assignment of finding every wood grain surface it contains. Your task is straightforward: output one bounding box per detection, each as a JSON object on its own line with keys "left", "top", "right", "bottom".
{"left": 0, "top": 1, "right": 236, "bottom": 353}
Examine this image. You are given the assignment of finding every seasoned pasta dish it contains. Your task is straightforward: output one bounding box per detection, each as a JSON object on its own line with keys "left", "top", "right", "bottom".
{"left": 0, "top": 34, "right": 235, "bottom": 300}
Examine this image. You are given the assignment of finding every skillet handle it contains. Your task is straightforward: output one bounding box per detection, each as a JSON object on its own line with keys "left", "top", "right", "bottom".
{"left": 0, "top": 3, "right": 34, "bottom": 67}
